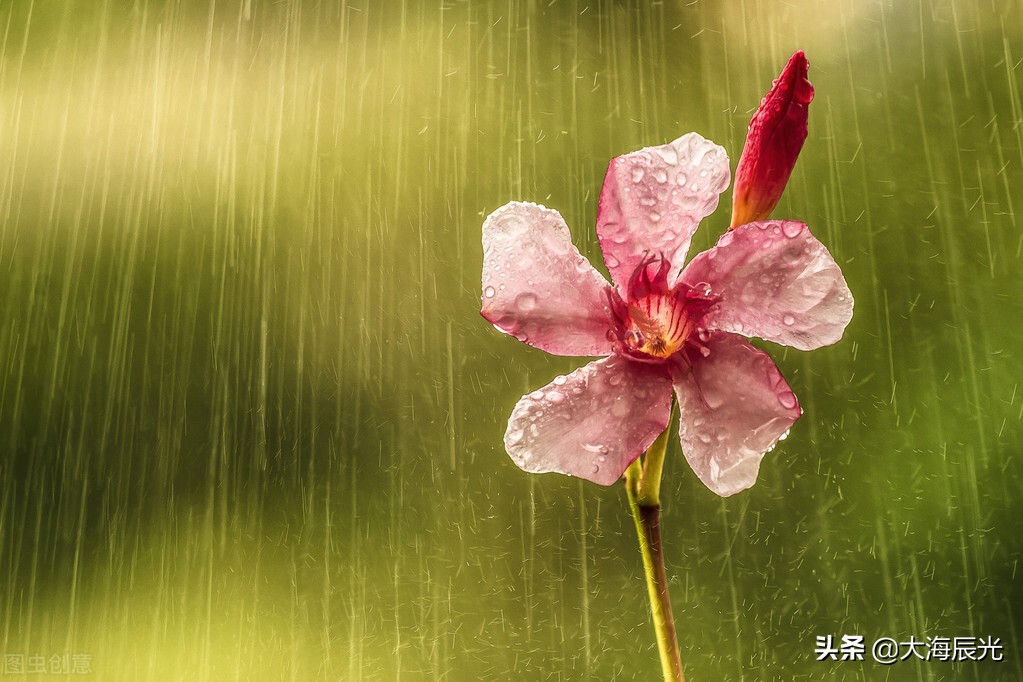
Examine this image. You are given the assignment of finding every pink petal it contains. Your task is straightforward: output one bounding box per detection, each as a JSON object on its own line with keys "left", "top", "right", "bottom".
{"left": 596, "top": 133, "right": 730, "bottom": 294}
{"left": 672, "top": 332, "right": 802, "bottom": 497}
{"left": 482, "top": 202, "right": 614, "bottom": 357}
{"left": 504, "top": 356, "right": 673, "bottom": 486}
{"left": 682, "top": 221, "right": 853, "bottom": 350}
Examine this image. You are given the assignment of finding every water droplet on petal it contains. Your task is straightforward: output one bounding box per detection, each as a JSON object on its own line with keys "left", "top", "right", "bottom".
{"left": 484, "top": 286, "right": 496, "bottom": 298}
{"left": 783, "top": 314, "right": 795, "bottom": 326}
{"left": 546, "top": 390, "right": 565, "bottom": 403}
{"left": 624, "top": 329, "right": 646, "bottom": 351}
{"left": 516, "top": 292, "right": 539, "bottom": 311}
{"left": 656, "top": 147, "right": 678, "bottom": 165}
{"left": 782, "top": 222, "right": 804, "bottom": 239}
{"left": 653, "top": 169, "right": 667, "bottom": 183}
{"left": 553, "top": 375, "right": 567, "bottom": 386}
{"left": 649, "top": 212, "right": 661, "bottom": 223}
{"left": 778, "top": 391, "right": 797, "bottom": 409}
{"left": 631, "top": 167, "right": 645, "bottom": 183}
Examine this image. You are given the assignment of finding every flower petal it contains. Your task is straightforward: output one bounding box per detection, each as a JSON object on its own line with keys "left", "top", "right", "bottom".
{"left": 482, "top": 202, "right": 614, "bottom": 356}
{"left": 596, "top": 133, "right": 730, "bottom": 294}
{"left": 672, "top": 332, "right": 801, "bottom": 497}
{"left": 504, "top": 356, "right": 672, "bottom": 486}
{"left": 682, "top": 220, "right": 853, "bottom": 350}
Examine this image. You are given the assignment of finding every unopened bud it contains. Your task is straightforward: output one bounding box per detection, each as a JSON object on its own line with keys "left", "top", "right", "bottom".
{"left": 730, "top": 51, "right": 814, "bottom": 228}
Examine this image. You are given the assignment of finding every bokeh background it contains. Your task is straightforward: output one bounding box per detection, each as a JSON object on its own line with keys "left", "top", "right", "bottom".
{"left": 0, "top": 0, "right": 1020, "bottom": 679}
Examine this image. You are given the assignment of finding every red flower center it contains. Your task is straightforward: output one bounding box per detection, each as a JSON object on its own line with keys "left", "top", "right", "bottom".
{"left": 607, "top": 254, "right": 717, "bottom": 362}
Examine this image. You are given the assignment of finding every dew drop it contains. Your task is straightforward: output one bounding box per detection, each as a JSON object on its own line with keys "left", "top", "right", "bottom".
{"left": 783, "top": 314, "right": 795, "bottom": 326}
{"left": 649, "top": 212, "right": 661, "bottom": 223}
{"left": 656, "top": 147, "right": 678, "bottom": 165}
{"left": 624, "top": 329, "right": 646, "bottom": 351}
{"left": 675, "top": 173, "right": 687, "bottom": 186}
{"left": 516, "top": 292, "right": 539, "bottom": 311}
{"left": 631, "top": 167, "right": 645, "bottom": 183}
{"left": 653, "top": 169, "right": 667, "bottom": 183}
{"left": 484, "top": 286, "right": 496, "bottom": 298}
{"left": 782, "top": 222, "right": 803, "bottom": 239}
{"left": 547, "top": 390, "right": 565, "bottom": 403}
{"left": 701, "top": 388, "right": 724, "bottom": 409}
{"left": 553, "top": 375, "right": 567, "bottom": 386}
{"left": 778, "top": 391, "right": 797, "bottom": 409}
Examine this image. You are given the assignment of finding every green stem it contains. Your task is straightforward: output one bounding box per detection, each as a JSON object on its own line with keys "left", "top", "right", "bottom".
{"left": 625, "top": 429, "right": 685, "bottom": 682}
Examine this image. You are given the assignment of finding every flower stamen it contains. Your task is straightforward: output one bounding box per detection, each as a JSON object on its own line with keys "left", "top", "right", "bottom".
{"left": 608, "top": 256, "right": 718, "bottom": 361}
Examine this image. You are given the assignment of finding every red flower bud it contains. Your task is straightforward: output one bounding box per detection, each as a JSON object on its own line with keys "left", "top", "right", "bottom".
{"left": 730, "top": 51, "right": 814, "bottom": 228}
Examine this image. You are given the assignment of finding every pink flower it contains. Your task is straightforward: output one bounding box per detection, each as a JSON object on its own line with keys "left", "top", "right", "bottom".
{"left": 731, "top": 51, "right": 815, "bottom": 228}
{"left": 481, "top": 133, "right": 852, "bottom": 497}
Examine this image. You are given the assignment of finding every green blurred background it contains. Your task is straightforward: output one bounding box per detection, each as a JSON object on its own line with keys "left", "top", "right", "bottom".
{"left": 0, "top": 0, "right": 1020, "bottom": 679}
